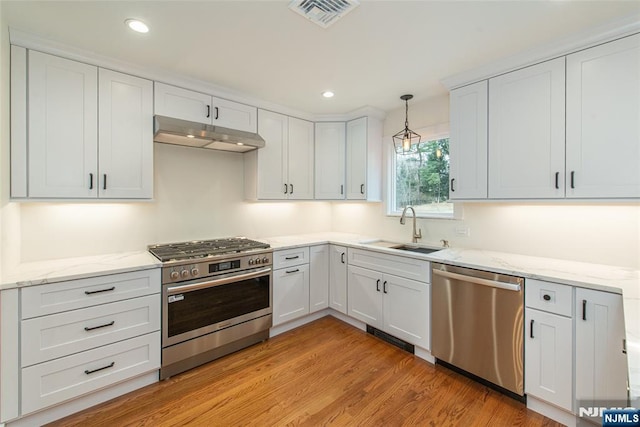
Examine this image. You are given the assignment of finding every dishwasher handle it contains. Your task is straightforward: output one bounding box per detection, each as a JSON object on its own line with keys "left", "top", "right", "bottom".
{"left": 433, "top": 269, "right": 521, "bottom": 292}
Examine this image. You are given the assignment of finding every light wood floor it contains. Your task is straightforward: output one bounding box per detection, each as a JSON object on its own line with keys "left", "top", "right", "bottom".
{"left": 48, "top": 316, "right": 562, "bottom": 427}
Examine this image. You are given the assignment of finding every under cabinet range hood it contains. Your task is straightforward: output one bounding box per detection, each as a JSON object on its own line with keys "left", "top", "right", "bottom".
{"left": 153, "top": 115, "right": 265, "bottom": 153}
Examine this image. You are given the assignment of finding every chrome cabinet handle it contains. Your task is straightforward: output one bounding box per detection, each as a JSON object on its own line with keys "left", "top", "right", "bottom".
{"left": 85, "top": 361, "right": 115, "bottom": 375}
{"left": 84, "top": 321, "right": 115, "bottom": 331}
{"left": 84, "top": 286, "right": 115, "bottom": 295}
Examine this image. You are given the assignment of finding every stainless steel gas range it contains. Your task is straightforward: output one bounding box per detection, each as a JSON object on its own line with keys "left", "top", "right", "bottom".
{"left": 148, "top": 237, "right": 273, "bottom": 379}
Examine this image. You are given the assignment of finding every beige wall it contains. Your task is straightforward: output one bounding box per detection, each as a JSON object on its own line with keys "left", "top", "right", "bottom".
{"left": 332, "top": 96, "right": 640, "bottom": 269}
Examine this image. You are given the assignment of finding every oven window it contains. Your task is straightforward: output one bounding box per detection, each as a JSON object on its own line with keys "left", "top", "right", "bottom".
{"left": 167, "top": 275, "right": 269, "bottom": 337}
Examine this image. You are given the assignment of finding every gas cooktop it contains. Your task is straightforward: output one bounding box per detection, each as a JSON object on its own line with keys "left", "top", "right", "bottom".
{"left": 148, "top": 237, "right": 270, "bottom": 263}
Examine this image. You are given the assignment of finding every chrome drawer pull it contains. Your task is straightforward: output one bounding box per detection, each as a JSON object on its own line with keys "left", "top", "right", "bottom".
{"left": 84, "top": 321, "right": 115, "bottom": 331}
{"left": 84, "top": 286, "right": 115, "bottom": 295}
{"left": 84, "top": 361, "right": 115, "bottom": 375}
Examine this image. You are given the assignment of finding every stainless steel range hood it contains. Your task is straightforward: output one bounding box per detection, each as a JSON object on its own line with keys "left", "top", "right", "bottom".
{"left": 153, "top": 115, "right": 265, "bottom": 153}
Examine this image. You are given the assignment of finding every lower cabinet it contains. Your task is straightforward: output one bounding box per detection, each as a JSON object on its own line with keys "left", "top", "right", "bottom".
{"left": 329, "top": 245, "right": 348, "bottom": 314}
{"left": 524, "top": 308, "right": 573, "bottom": 411}
{"left": 575, "top": 287, "right": 628, "bottom": 404}
{"left": 273, "top": 245, "right": 330, "bottom": 325}
{"left": 13, "top": 268, "right": 161, "bottom": 419}
{"left": 524, "top": 279, "right": 573, "bottom": 411}
{"left": 309, "top": 245, "right": 329, "bottom": 313}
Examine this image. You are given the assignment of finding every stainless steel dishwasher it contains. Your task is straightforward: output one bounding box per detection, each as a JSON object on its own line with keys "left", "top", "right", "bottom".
{"left": 431, "top": 263, "right": 525, "bottom": 399}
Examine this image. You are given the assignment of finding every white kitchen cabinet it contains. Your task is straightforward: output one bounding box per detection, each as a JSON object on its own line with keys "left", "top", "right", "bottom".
{"left": 12, "top": 48, "right": 153, "bottom": 200}
{"left": 16, "top": 268, "right": 161, "bottom": 418}
{"left": 347, "top": 248, "right": 430, "bottom": 348}
{"left": 329, "top": 245, "right": 348, "bottom": 314}
{"left": 348, "top": 264, "right": 430, "bottom": 349}
{"left": 315, "top": 122, "right": 346, "bottom": 199}
{"left": 154, "top": 82, "right": 257, "bottom": 132}
{"left": 575, "top": 288, "right": 628, "bottom": 404}
{"left": 309, "top": 245, "right": 329, "bottom": 313}
{"left": 27, "top": 50, "right": 98, "bottom": 198}
{"left": 488, "top": 57, "right": 566, "bottom": 199}
{"left": 566, "top": 33, "right": 640, "bottom": 199}
{"left": 273, "top": 260, "right": 310, "bottom": 326}
{"left": 245, "top": 110, "right": 314, "bottom": 200}
{"left": 347, "top": 265, "right": 384, "bottom": 329}
{"left": 383, "top": 274, "right": 430, "bottom": 349}
{"left": 525, "top": 308, "right": 573, "bottom": 412}
{"left": 345, "top": 117, "right": 383, "bottom": 201}
{"left": 449, "top": 81, "right": 488, "bottom": 200}
{"left": 98, "top": 69, "right": 153, "bottom": 199}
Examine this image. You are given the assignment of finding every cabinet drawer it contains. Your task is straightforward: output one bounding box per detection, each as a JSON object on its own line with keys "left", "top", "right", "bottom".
{"left": 21, "top": 269, "right": 161, "bottom": 319}
{"left": 21, "top": 331, "right": 160, "bottom": 415}
{"left": 273, "top": 247, "right": 310, "bottom": 270}
{"left": 525, "top": 279, "right": 572, "bottom": 317}
{"left": 21, "top": 294, "right": 161, "bottom": 367}
{"left": 348, "top": 248, "right": 431, "bottom": 283}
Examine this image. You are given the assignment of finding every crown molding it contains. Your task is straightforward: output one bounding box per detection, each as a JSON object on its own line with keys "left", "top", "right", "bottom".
{"left": 441, "top": 14, "right": 640, "bottom": 90}
{"left": 9, "top": 28, "right": 386, "bottom": 122}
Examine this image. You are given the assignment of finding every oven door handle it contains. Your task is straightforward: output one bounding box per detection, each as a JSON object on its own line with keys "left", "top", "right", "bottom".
{"left": 167, "top": 267, "right": 272, "bottom": 296}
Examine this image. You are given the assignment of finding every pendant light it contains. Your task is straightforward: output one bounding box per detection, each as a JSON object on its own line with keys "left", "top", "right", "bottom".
{"left": 392, "top": 94, "right": 421, "bottom": 154}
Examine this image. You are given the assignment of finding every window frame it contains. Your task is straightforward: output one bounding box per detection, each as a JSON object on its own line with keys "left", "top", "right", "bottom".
{"left": 385, "top": 123, "right": 461, "bottom": 220}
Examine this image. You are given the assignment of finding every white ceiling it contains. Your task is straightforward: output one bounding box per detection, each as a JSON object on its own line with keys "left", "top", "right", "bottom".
{"left": 3, "top": 1, "right": 639, "bottom": 115}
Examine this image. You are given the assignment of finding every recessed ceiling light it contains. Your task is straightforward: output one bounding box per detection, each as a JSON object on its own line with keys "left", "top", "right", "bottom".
{"left": 125, "top": 19, "right": 149, "bottom": 34}
{"left": 322, "top": 91, "right": 335, "bottom": 98}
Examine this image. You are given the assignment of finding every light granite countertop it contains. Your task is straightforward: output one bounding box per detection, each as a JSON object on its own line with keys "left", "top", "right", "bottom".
{"left": 2, "top": 232, "right": 639, "bottom": 398}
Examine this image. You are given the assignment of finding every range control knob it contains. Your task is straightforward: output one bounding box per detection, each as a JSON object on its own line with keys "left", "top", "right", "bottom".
{"left": 170, "top": 271, "right": 179, "bottom": 281}
{"left": 248, "top": 259, "right": 255, "bottom": 265}
{"left": 191, "top": 267, "right": 199, "bottom": 276}
{"left": 262, "top": 257, "right": 269, "bottom": 263}
{"left": 255, "top": 258, "right": 261, "bottom": 265}
{"left": 180, "top": 269, "right": 189, "bottom": 279}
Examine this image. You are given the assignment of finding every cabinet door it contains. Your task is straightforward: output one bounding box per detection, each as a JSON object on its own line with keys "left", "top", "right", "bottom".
{"left": 309, "top": 245, "right": 329, "bottom": 313}
{"left": 383, "top": 274, "right": 430, "bottom": 349}
{"left": 346, "top": 117, "right": 367, "bottom": 200}
{"left": 488, "top": 58, "right": 565, "bottom": 199}
{"left": 524, "top": 308, "right": 572, "bottom": 411}
{"left": 329, "top": 245, "right": 348, "bottom": 314}
{"left": 272, "top": 264, "right": 310, "bottom": 326}
{"left": 98, "top": 69, "right": 153, "bottom": 199}
{"left": 575, "top": 288, "right": 628, "bottom": 403}
{"left": 566, "top": 34, "right": 640, "bottom": 198}
{"left": 28, "top": 51, "right": 98, "bottom": 198}
{"left": 449, "top": 81, "right": 488, "bottom": 199}
{"left": 256, "top": 109, "right": 288, "bottom": 199}
{"left": 287, "top": 117, "right": 315, "bottom": 200}
{"left": 212, "top": 97, "right": 257, "bottom": 133}
{"left": 154, "top": 82, "right": 212, "bottom": 124}
{"left": 315, "top": 122, "right": 346, "bottom": 199}
{"left": 347, "top": 265, "right": 383, "bottom": 329}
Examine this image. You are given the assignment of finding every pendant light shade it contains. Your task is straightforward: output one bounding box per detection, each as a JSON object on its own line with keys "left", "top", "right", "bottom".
{"left": 392, "top": 94, "right": 421, "bottom": 154}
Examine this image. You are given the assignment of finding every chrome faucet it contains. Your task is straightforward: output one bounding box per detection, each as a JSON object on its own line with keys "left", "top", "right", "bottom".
{"left": 400, "top": 206, "right": 422, "bottom": 243}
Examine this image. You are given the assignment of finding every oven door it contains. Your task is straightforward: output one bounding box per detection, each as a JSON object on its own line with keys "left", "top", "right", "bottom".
{"left": 162, "top": 267, "right": 272, "bottom": 347}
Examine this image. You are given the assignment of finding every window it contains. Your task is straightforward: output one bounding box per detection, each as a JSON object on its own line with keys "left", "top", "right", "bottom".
{"left": 389, "top": 136, "right": 453, "bottom": 218}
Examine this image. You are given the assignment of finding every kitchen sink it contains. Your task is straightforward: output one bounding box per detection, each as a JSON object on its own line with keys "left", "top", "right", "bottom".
{"left": 392, "top": 245, "right": 441, "bottom": 255}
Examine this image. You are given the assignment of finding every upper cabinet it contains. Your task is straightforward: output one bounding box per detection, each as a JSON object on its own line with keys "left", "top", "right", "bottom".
{"left": 154, "top": 82, "right": 257, "bottom": 133}
{"left": 315, "top": 122, "right": 346, "bottom": 200}
{"left": 449, "top": 81, "right": 488, "bottom": 200}
{"left": 12, "top": 48, "right": 153, "bottom": 199}
{"left": 345, "top": 117, "right": 383, "bottom": 201}
{"left": 449, "top": 34, "right": 639, "bottom": 201}
{"left": 566, "top": 33, "right": 640, "bottom": 199}
{"left": 244, "top": 110, "right": 314, "bottom": 200}
{"left": 488, "top": 57, "right": 566, "bottom": 199}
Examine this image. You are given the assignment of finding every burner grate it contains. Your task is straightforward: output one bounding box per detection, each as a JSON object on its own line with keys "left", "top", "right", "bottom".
{"left": 148, "top": 237, "right": 270, "bottom": 262}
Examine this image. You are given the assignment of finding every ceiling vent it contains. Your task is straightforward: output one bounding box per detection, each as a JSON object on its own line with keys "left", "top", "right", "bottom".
{"left": 288, "top": 0, "right": 360, "bottom": 29}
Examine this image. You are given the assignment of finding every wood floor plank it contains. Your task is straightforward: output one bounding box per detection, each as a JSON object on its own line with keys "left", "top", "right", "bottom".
{"left": 47, "top": 316, "right": 563, "bottom": 427}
